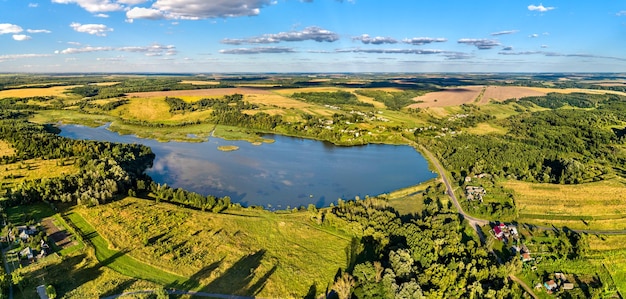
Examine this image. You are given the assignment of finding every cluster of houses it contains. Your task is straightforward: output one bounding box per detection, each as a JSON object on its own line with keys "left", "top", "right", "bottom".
{"left": 537, "top": 273, "right": 575, "bottom": 294}
{"left": 7, "top": 225, "right": 50, "bottom": 263}
{"left": 465, "top": 186, "right": 486, "bottom": 202}
{"left": 491, "top": 223, "right": 535, "bottom": 263}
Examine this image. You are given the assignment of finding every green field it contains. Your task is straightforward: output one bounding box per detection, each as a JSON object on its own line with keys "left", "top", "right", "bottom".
{"left": 75, "top": 197, "right": 352, "bottom": 297}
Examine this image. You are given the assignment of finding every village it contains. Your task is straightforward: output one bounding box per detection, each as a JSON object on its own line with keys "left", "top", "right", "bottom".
{"left": 0, "top": 206, "right": 78, "bottom": 299}
{"left": 464, "top": 180, "right": 583, "bottom": 297}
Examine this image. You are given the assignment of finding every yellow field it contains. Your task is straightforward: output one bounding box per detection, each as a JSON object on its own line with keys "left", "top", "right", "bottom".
{"left": 0, "top": 85, "right": 79, "bottom": 98}
{"left": 246, "top": 93, "right": 313, "bottom": 109}
{"left": 112, "top": 97, "right": 217, "bottom": 123}
{"left": 507, "top": 179, "right": 626, "bottom": 217}
{"left": 126, "top": 87, "right": 271, "bottom": 98}
{"left": 464, "top": 122, "right": 508, "bottom": 135}
{"left": 0, "top": 140, "right": 15, "bottom": 157}
{"left": 528, "top": 87, "right": 626, "bottom": 97}
{"left": 91, "top": 82, "right": 120, "bottom": 86}
{"left": 1, "top": 158, "right": 78, "bottom": 184}
{"left": 589, "top": 235, "right": 626, "bottom": 251}
{"left": 180, "top": 80, "right": 221, "bottom": 85}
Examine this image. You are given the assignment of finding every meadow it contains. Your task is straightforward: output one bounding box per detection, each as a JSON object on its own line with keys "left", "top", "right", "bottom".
{"left": 0, "top": 158, "right": 78, "bottom": 188}
{"left": 504, "top": 179, "right": 626, "bottom": 230}
{"left": 0, "top": 139, "right": 15, "bottom": 156}
{"left": 0, "top": 85, "right": 79, "bottom": 98}
{"left": 76, "top": 197, "right": 352, "bottom": 298}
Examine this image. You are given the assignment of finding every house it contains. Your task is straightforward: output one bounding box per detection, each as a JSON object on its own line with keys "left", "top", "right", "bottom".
{"left": 544, "top": 280, "right": 558, "bottom": 293}
{"left": 508, "top": 226, "right": 518, "bottom": 236}
{"left": 465, "top": 186, "right": 486, "bottom": 202}
{"left": 20, "top": 247, "right": 34, "bottom": 260}
{"left": 563, "top": 283, "right": 574, "bottom": 290}
{"left": 493, "top": 225, "right": 504, "bottom": 240}
{"left": 521, "top": 252, "right": 532, "bottom": 262}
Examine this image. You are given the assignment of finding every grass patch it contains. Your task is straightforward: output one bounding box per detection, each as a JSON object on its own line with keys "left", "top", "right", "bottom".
{"left": 78, "top": 197, "right": 352, "bottom": 297}
{"left": 0, "top": 85, "right": 79, "bottom": 98}
{"left": 504, "top": 179, "right": 626, "bottom": 229}
{"left": 217, "top": 145, "right": 239, "bottom": 152}
{"left": 464, "top": 122, "right": 508, "bottom": 135}
{"left": 6, "top": 201, "right": 56, "bottom": 224}
{"left": 65, "top": 208, "right": 188, "bottom": 286}
{"left": 29, "top": 109, "right": 115, "bottom": 127}
{"left": 0, "top": 158, "right": 78, "bottom": 188}
{"left": 0, "top": 139, "right": 15, "bottom": 157}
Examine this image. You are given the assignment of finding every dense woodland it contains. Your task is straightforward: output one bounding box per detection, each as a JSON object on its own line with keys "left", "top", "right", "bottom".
{"left": 324, "top": 186, "right": 522, "bottom": 299}
{"left": 421, "top": 93, "right": 626, "bottom": 185}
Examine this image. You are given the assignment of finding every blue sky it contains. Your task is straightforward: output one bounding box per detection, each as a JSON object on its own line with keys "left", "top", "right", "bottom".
{"left": 0, "top": 0, "right": 625, "bottom": 73}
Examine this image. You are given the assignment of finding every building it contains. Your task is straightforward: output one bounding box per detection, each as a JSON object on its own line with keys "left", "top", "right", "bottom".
{"left": 544, "top": 280, "right": 558, "bottom": 293}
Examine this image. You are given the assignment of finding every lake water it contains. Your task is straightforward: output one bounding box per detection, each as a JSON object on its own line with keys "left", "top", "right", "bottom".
{"left": 59, "top": 124, "right": 436, "bottom": 208}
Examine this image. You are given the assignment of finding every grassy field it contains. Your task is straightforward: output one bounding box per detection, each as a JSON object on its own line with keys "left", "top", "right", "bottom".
{"left": 0, "top": 85, "right": 79, "bottom": 98}
{"left": 464, "top": 122, "right": 508, "bottom": 135}
{"left": 66, "top": 209, "right": 188, "bottom": 286}
{"left": 77, "top": 197, "right": 352, "bottom": 297}
{"left": 587, "top": 236, "right": 626, "bottom": 296}
{"left": 505, "top": 179, "right": 626, "bottom": 230}
{"left": 0, "top": 139, "right": 15, "bottom": 156}
{"left": 0, "top": 158, "right": 78, "bottom": 188}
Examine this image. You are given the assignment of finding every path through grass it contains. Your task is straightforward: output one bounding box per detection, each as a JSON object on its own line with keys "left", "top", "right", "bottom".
{"left": 65, "top": 210, "right": 187, "bottom": 287}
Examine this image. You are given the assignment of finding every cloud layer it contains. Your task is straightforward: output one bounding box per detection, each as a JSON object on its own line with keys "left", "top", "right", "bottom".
{"left": 221, "top": 27, "right": 339, "bottom": 44}
{"left": 528, "top": 4, "right": 555, "bottom": 12}
{"left": 70, "top": 22, "right": 113, "bottom": 36}
{"left": 458, "top": 38, "right": 500, "bottom": 49}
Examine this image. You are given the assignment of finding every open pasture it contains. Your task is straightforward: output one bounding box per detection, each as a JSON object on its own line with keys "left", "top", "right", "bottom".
{"left": 479, "top": 86, "right": 547, "bottom": 103}
{"left": 1, "top": 158, "right": 78, "bottom": 185}
{"left": 504, "top": 179, "right": 626, "bottom": 229}
{"left": 78, "top": 197, "right": 351, "bottom": 297}
{"left": 0, "top": 85, "right": 79, "bottom": 98}
{"left": 126, "top": 87, "right": 272, "bottom": 98}
{"left": 180, "top": 80, "right": 221, "bottom": 85}
{"left": 528, "top": 87, "right": 626, "bottom": 97}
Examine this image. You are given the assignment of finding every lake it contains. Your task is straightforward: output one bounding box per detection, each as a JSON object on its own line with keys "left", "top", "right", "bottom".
{"left": 59, "top": 124, "right": 436, "bottom": 208}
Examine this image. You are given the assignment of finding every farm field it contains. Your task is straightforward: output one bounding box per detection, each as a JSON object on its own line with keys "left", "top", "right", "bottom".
{"left": 126, "top": 87, "right": 271, "bottom": 98}
{"left": 77, "top": 197, "right": 352, "bottom": 298}
{"left": 504, "top": 179, "right": 626, "bottom": 230}
{"left": 0, "top": 85, "right": 79, "bottom": 98}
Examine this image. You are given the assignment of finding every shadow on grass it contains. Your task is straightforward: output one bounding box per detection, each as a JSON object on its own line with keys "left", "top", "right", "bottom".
{"left": 169, "top": 249, "right": 277, "bottom": 296}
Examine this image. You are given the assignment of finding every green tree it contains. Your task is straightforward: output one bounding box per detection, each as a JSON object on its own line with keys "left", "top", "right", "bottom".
{"left": 46, "top": 285, "right": 57, "bottom": 299}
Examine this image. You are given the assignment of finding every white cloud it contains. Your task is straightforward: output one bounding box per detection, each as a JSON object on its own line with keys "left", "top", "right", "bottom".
{"left": 221, "top": 26, "right": 339, "bottom": 44}
{"left": 56, "top": 43, "right": 177, "bottom": 56}
{"left": 0, "top": 54, "right": 52, "bottom": 62}
{"left": 27, "top": 29, "right": 52, "bottom": 33}
{"left": 617, "top": 11, "right": 626, "bottom": 16}
{"left": 28, "top": 3, "right": 39, "bottom": 7}
{"left": 127, "top": 0, "right": 274, "bottom": 21}
{"left": 490, "top": 30, "right": 519, "bottom": 36}
{"left": 56, "top": 46, "right": 114, "bottom": 54}
{"left": 0, "top": 24, "right": 24, "bottom": 34}
{"left": 335, "top": 48, "right": 443, "bottom": 54}
{"left": 402, "top": 37, "right": 447, "bottom": 45}
{"left": 126, "top": 7, "right": 165, "bottom": 21}
{"left": 528, "top": 4, "right": 555, "bottom": 12}
{"left": 457, "top": 38, "right": 500, "bottom": 50}
{"left": 117, "top": 0, "right": 147, "bottom": 4}
{"left": 70, "top": 22, "right": 113, "bottom": 36}
{"left": 52, "top": 0, "right": 123, "bottom": 13}
{"left": 13, "top": 34, "right": 32, "bottom": 41}
{"left": 95, "top": 13, "right": 110, "bottom": 18}
{"left": 353, "top": 34, "right": 398, "bottom": 45}
{"left": 529, "top": 33, "right": 539, "bottom": 38}
{"left": 68, "top": 41, "right": 82, "bottom": 45}
{"left": 219, "top": 47, "right": 296, "bottom": 54}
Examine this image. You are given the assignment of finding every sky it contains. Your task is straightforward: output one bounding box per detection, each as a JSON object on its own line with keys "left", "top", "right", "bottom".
{"left": 0, "top": 0, "right": 625, "bottom": 73}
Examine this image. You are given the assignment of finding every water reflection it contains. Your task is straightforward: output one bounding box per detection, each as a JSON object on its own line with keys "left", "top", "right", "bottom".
{"left": 59, "top": 124, "right": 436, "bottom": 208}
